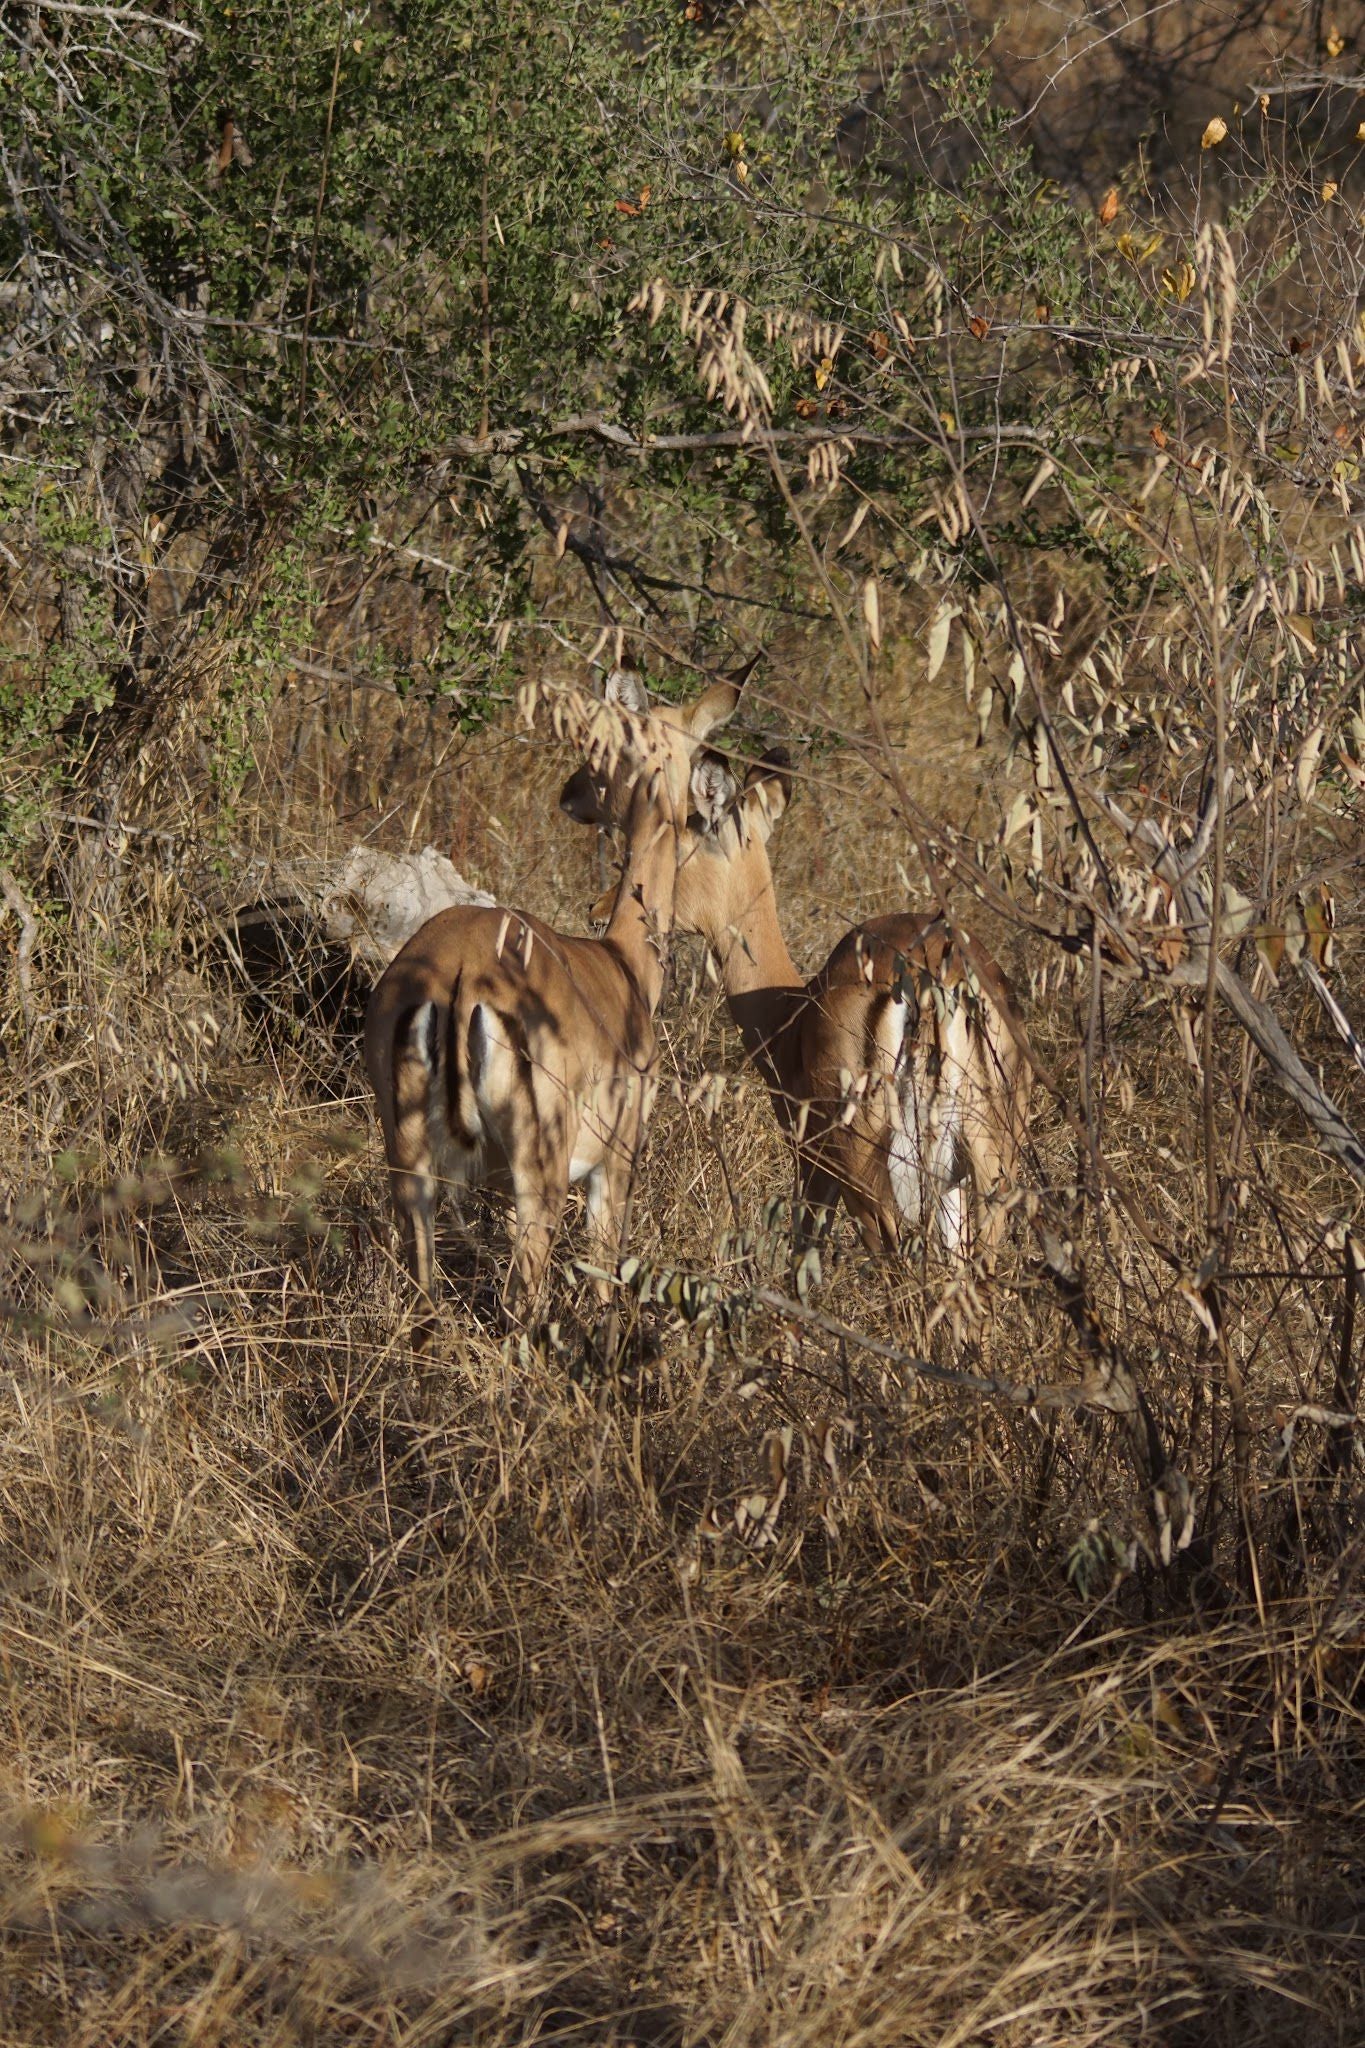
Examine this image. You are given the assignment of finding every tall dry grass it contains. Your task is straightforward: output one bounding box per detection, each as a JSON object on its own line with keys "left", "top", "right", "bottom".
{"left": 4, "top": 23, "right": 1365, "bottom": 2032}
{"left": 2, "top": 611, "right": 1362, "bottom": 2045}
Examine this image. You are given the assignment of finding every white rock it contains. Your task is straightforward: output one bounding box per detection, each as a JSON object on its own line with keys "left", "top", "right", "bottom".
{"left": 318, "top": 846, "right": 494, "bottom": 975}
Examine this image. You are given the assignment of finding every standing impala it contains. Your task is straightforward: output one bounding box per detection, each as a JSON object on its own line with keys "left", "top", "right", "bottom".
{"left": 561, "top": 686, "right": 1030, "bottom": 1258}
{"left": 365, "top": 670, "right": 744, "bottom": 1315}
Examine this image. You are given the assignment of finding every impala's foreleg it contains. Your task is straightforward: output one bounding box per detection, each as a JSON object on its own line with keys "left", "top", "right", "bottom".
{"left": 582, "top": 1075, "right": 652, "bottom": 1302}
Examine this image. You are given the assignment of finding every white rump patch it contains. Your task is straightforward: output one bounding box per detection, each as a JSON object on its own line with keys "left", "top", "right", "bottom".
{"left": 887, "top": 993, "right": 976, "bottom": 1253}
{"left": 468, "top": 1002, "right": 520, "bottom": 1123}
{"left": 880, "top": 994, "right": 927, "bottom": 1229}
{"left": 408, "top": 999, "right": 440, "bottom": 1074}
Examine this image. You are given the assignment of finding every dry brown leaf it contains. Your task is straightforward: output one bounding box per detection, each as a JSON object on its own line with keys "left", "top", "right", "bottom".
{"left": 861, "top": 578, "right": 882, "bottom": 651}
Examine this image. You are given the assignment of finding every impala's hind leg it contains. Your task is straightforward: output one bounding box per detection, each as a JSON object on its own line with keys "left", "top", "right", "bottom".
{"left": 391, "top": 1167, "right": 437, "bottom": 1300}
{"left": 386, "top": 1001, "right": 443, "bottom": 1348}
{"left": 504, "top": 1096, "right": 571, "bottom": 1320}
{"left": 505, "top": 1177, "right": 567, "bottom": 1316}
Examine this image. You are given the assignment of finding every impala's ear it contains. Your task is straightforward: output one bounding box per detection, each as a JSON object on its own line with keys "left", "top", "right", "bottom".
{"left": 604, "top": 667, "right": 650, "bottom": 714}
{"left": 743, "top": 746, "right": 792, "bottom": 839}
{"left": 690, "top": 750, "right": 740, "bottom": 830}
{"left": 559, "top": 764, "right": 609, "bottom": 825}
{"left": 685, "top": 677, "right": 743, "bottom": 740}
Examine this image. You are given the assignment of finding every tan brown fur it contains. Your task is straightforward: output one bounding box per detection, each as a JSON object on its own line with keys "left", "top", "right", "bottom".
{"left": 365, "top": 671, "right": 744, "bottom": 1315}
{"left": 565, "top": 700, "right": 1031, "bottom": 1259}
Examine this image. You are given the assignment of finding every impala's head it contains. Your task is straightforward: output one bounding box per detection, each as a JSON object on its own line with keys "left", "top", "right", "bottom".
{"left": 559, "top": 663, "right": 792, "bottom": 944}
{"left": 558, "top": 662, "right": 751, "bottom": 851}
{"left": 666, "top": 744, "right": 792, "bottom": 943}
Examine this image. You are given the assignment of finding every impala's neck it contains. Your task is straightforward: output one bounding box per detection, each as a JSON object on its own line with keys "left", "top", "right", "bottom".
{"left": 602, "top": 778, "right": 677, "bottom": 1013}
{"left": 708, "top": 852, "right": 807, "bottom": 1117}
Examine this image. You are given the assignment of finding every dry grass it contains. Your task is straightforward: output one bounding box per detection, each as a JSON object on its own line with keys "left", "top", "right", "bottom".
{"left": 2, "top": 636, "right": 1363, "bottom": 2048}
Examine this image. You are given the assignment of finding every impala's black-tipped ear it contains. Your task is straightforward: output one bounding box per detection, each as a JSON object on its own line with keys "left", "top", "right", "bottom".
{"left": 682, "top": 652, "right": 760, "bottom": 739}
{"left": 743, "top": 745, "right": 792, "bottom": 837}
{"left": 690, "top": 750, "right": 740, "bottom": 830}
{"left": 684, "top": 679, "right": 742, "bottom": 740}
{"left": 560, "top": 765, "right": 608, "bottom": 825}
{"left": 746, "top": 745, "right": 792, "bottom": 800}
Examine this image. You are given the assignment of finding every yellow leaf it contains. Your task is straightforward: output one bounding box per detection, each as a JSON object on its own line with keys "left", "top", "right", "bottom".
{"left": 1116, "top": 230, "right": 1162, "bottom": 263}
{"left": 723, "top": 130, "right": 745, "bottom": 157}
{"left": 1325, "top": 25, "right": 1345, "bottom": 57}
{"left": 939, "top": 409, "right": 956, "bottom": 432}
{"left": 813, "top": 355, "right": 834, "bottom": 390}
{"left": 1256, "top": 926, "right": 1286, "bottom": 980}
{"left": 1304, "top": 887, "right": 1335, "bottom": 969}
{"left": 1201, "top": 116, "right": 1228, "bottom": 149}
{"left": 1322, "top": 181, "right": 1339, "bottom": 204}
{"left": 1358, "top": 121, "right": 1365, "bottom": 141}
{"left": 1161, "top": 262, "right": 1197, "bottom": 302}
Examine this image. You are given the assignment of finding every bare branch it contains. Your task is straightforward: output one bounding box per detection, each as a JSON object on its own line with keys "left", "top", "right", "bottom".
{"left": 22, "top": 1, "right": 200, "bottom": 37}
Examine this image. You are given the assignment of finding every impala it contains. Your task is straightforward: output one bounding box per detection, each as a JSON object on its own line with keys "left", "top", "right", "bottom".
{"left": 561, "top": 687, "right": 1030, "bottom": 1259}
{"left": 364, "top": 670, "right": 744, "bottom": 1315}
